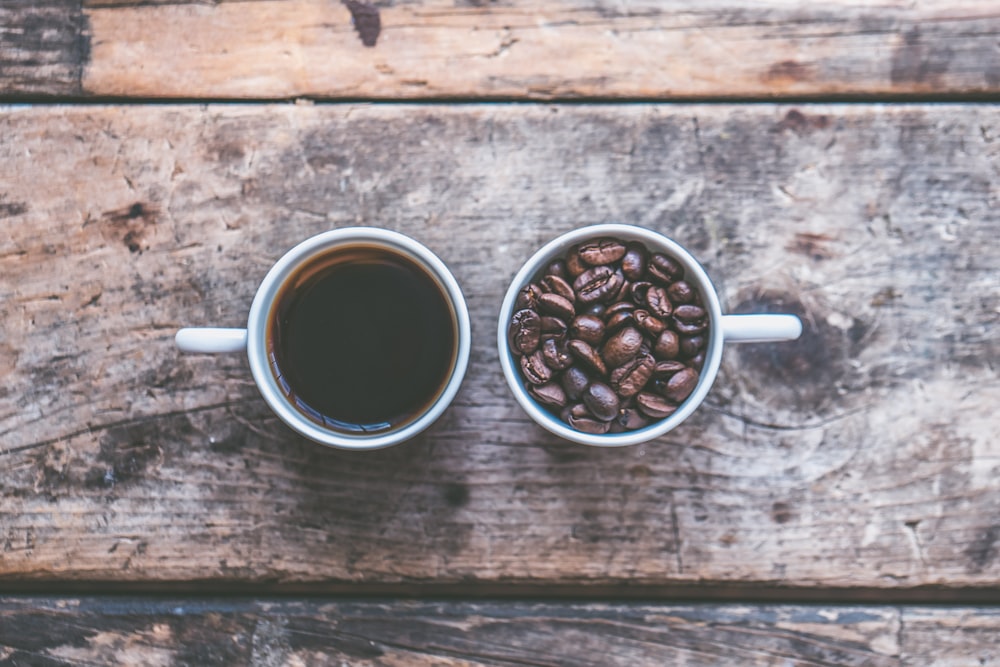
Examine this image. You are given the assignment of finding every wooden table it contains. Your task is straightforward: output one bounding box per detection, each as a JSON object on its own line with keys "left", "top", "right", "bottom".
{"left": 2, "top": 1, "right": 999, "bottom": 664}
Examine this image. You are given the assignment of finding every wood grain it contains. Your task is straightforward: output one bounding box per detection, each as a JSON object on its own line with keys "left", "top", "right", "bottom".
{"left": 0, "top": 104, "right": 998, "bottom": 590}
{"left": 5, "top": 597, "right": 997, "bottom": 666}
{"left": 4, "top": 1, "right": 1000, "bottom": 99}
{"left": 0, "top": 0, "right": 88, "bottom": 96}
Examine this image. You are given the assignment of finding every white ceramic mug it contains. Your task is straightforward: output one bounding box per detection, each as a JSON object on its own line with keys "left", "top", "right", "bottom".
{"left": 176, "top": 228, "right": 471, "bottom": 450}
{"left": 497, "top": 223, "right": 802, "bottom": 447}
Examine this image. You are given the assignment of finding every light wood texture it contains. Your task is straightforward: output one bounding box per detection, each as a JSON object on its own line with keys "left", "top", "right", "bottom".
{"left": 4, "top": 598, "right": 998, "bottom": 666}
{"left": 4, "top": 1, "right": 1000, "bottom": 98}
{"left": 1, "top": 104, "right": 998, "bottom": 590}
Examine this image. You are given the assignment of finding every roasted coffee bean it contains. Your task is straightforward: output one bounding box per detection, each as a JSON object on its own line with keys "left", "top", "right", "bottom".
{"left": 652, "top": 360, "right": 687, "bottom": 378}
{"left": 569, "top": 413, "right": 612, "bottom": 434}
{"left": 586, "top": 303, "right": 606, "bottom": 318}
{"left": 689, "top": 350, "right": 706, "bottom": 370}
{"left": 520, "top": 349, "right": 553, "bottom": 385}
{"left": 648, "top": 253, "right": 683, "bottom": 283}
{"left": 679, "top": 335, "right": 705, "bottom": 358}
{"left": 546, "top": 259, "right": 569, "bottom": 280}
{"left": 667, "top": 281, "right": 696, "bottom": 305}
{"left": 579, "top": 238, "right": 627, "bottom": 266}
{"left": 514, "top": 283, "right": 543, "bottom": 310}
{"left": 537, "top": 292, "right": 576, "bottom": 320}
{"left": 605, "top": 310, "right": 635, "bottom": 332}
{"left": 612, "top": 276, "right": 631, "bottom": 302}
{"left": 540, "top": 274, "right": 575, "bottom": 302}
{"left": 565, "top": 246, "right": 587, "bottom": 277}
{"left": 528, "top": 381, "right": 567, "bottom": 408}
{"left": 583, "top": 382, "right": 620, "bottom": 421}
{"left": 663, "top": 367, "right": 698, "bottom": 402}
{"left": 569, "top": 314, "right": 605, "bottom": 346}
{"left": 674, "top": 304, "right": 706, "bottom": 323}
{"left": 574, "top": 266, "right": 623, "bottom": 304}
{"left": 542, "top": 337, "right": 574, "bottom": 371}
{"left": 604, "top": 300, "right": 635, "bottom": 319}
{"left": 616, "top": 408, "right": 651, "bottom": 431}
{"left": 630, "top": 281, "right": 652, "bottom": 305}
{"left": 602, "top": 326, "right": 643, "bottom": 368}
{"left": 509, "top": 309, "right": 541, "bottom": 355}
{"left": 645, "top": 285, "right": 673, "bottom": 318}
{"left": 610, "top": 353, "right": 655, "bottom": 398}
{"left": 568, "top": 339, "right": 607, "bottom": 376}
{"left": 674, "top": 318, "right": 707, "bottom": 335}
{"left": 561, "top": 365, "right": 590, "bottom": 400}
{"left": 540, "top": 315, "right": 568, "bottom": 338}
{"left": 636, "top": 392, "right": 678, "bottom": 419}
{"left": 653, "top": 330, "right": 680, "bottom": 360}
{"left": 621, "top": 242, "right": 648, "bottom": 280}
{"left": 634, "top": 310, "right": 667, "bottom": 337}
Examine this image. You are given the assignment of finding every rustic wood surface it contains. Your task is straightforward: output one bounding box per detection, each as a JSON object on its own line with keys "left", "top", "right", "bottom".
{"left": 3, "top": 0, "right": 1000, "bottom": 99}
{"left": 1, "top": 104, "right": 997, "bottom": 591}
{"left": 1, "top": 597, "right": 998, "bottom": 666}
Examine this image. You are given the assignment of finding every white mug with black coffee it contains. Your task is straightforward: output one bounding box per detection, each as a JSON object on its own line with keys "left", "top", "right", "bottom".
{"left": 176, "top": 228, "right": 471, "bottom": 450}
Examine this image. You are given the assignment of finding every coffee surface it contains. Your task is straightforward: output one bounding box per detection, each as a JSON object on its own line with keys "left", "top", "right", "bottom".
{"left": 269, "top": 246, "right": 455, "bottom": 433}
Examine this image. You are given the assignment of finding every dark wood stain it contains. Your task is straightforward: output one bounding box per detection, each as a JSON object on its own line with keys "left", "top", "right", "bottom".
{"left": 776, "top": 109, "right": 831, "bottom": 135}
{"left": 965, "top": 525, "right": 999, "bottom": 572}
{"left": 890, "top": 27, "right": 953, "bottom": 86}
{"left": 343, "top": 0, "right": 381, "bottom": 48}
{"left": 0, "top": 196, "right": 28, "bottom": 218}
{"left": 99, "top": 201, "right": 158, "bottom": 253}
{"left": 0, "top": 0, "right": 91, "bottom": 95}
{"left": 764, "top": 60, "right": 814, "bottom": 84}
{"left": 787, "top": 231, "right": 837, "bottom": 261}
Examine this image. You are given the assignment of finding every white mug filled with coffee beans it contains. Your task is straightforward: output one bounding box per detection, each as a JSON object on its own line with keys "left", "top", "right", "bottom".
{"left": 176, "top": 228, "right": 471, "bottom": 450}
{"left": 498, "top": 224, "right": 802, "bottom": 446}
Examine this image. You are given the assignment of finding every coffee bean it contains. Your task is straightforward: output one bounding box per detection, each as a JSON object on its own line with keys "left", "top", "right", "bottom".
{"left": 546, "top": 259, "right": 569, "bottom": 280}
{"left": 602, "top": 326, "right": 643, "bottom": 368}
{"left": 604, "top": 300, "right": 635, "bottom": 318}
{"left": 612, "top": 275, "right": 631, "bottom": 301}
{"left": 520, "top": 349, "right": 553, "bottom": 385}
{"left": 667, "top": 281, "right": 696, "bottom": 305}
{"left": 690, "top": 351, "right": 706, "bottom": 370}
{"left": 542, "top": 337, "right": 574, "bottom": 371}
{"left": 679, "top": 335, "right": 706, "bottom": 359}
{"left": 569, "top": 315, "right": 604, "bottom": 346}
{"left": 509, "top": 309, "right": 541, "bottom": 355}
{"left": 568, "top": 339, "right": 607, "bottom": 376}
{"left": 610, "top": 353, "right": 655, "bottom": 397}
{"left": 616, "top": 407, "right": 651, "bottom": 430}
{"left": 574, "top": 266, "right": 624, "bottom": 304}
{"left": 586, "top": 303, "right": 606, "bottom": 318}
{"left": 621, "top": 242, "right": 648, "bottom": 280}
{"left": 579, "top": 238, "right": 627, "bottom": 266}
{"left": 663, "top": 367, "right": 698, "bottom": 402}
{"left": 540, "top": 315, "right": 568, "bottom": 339}
{"left": 636, "top": 392, "right": 677, "bottom": 419}
{"left": 645, "top": 285, "right": 673, "bottom": 318}
{"left": 652, "top": 360, "right": 687, "bottom": 378}
{"left": 561, "top": 365, "right": 590, "bottom": 400}
{"left": 566, "top": 246, "right": 587, "bottom": 277}
{"left": 583, "top": 382, "right": 620, "bottom": 421}
{"left": 569, "top": 413, "right": 612, "bottom": 434}
{"left": 538, "top": 292, "right": 576, "bottom": 320}
{"left": 674, "top": 304, "right": 706, "bottom": 323}
{"left": 630, "top": 281, "right": 652, "bottom": 305}
{"left": 653, "top": 330, "right": 680, "bottom": 360}
{"left": 634, "top": 310, "right": 667, "bottom": 337}
{"left": 528, "top": 381, "right": 567, "bottom": 407}
{"left": 648, "top": 253, "right": 683, "bottom": 283}
{"left": 674, "top": 318, "right": 707, "bottom": 335}
{"left": 515, "top": 283, "right": 543, "bottom": 311}
{"left": 605, "top": 310, "right": 635, "bottom": 332}
{"left": 540, "top": 274, "right": 575, "bottom": 303}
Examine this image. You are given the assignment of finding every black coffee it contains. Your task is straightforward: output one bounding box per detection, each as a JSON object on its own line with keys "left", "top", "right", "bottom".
{"left": 267, "top": 245, "right": 456, "bottom": 434}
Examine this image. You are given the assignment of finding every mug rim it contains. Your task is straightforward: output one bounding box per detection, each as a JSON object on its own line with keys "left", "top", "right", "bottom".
{"left": 497, "top": 223, "right": 724, "bottom": 447}
{"left": 247, "top": 227, "right": 471, "bottom": 450}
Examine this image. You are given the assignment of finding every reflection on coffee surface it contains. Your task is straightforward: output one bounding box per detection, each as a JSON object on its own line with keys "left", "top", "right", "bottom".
{"left": 507, "top": 237, "right": 710, "bottom": 435}
{"left": 268, "top": 245, "right": 456, "bottom": 434}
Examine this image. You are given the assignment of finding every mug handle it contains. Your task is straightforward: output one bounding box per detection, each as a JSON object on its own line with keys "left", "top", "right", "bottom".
{"left": 175, "top": 327, "right": 248, "bottom": 353}
{"left": 721, "top": 314, "right": 802, "bottom": 343}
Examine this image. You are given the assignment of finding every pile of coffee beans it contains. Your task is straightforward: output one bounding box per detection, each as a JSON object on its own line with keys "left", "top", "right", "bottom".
{"left": 507, "top": 237, "right": 710, "bottom": 435}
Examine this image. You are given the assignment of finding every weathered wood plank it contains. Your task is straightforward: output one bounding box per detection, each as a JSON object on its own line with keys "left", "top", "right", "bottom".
{"left": 0, "top": 598, "right": 968, "bottom": 666}
{"left": 5, "top": 0, "right": 1000, "bottom": 98}
{"left": 0, "top": 104, "right": 998, "bottom": 589}
{"left": 0, "top": 0, "right": 89, "bottom": 96}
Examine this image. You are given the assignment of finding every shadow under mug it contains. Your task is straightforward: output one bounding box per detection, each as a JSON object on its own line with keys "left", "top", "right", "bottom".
{"left": 497, "top": 223, "right": 803, "bottom": 447}
{"left": 176, "top": 228, "right": 471, "bottom": 450}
